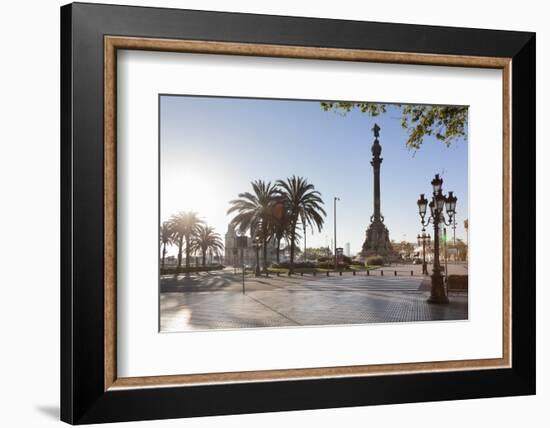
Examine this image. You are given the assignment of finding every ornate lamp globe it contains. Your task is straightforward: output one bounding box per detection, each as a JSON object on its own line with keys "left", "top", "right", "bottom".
{"left": 417, "top": 193, "right": 428, "bottom": 217}
{"left": 431, "top": 174, "right": 443, "bottom": 193}
{"left": 435, "top": 190, "right": 446, "bottom": 211}
{"left": 446, "top": 191, "right": 458, "bottom": 214}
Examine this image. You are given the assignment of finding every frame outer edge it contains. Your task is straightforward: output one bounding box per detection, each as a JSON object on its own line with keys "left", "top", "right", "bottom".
{"left": 510, "top": 33, "right": 536, "bottom": 391}
{"left": 60, "top": 3, "right": 75, "bottom": 424}
{"left": 63, "top": 3, "right": 536, "bottom": 423}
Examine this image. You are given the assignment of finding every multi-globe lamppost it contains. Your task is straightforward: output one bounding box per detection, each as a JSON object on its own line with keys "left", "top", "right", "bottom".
{"left": 417, "top": 174, "right": 457, "bottom": 304}
{"left": 417, "top": 230, "right": 431, "bottom": 275}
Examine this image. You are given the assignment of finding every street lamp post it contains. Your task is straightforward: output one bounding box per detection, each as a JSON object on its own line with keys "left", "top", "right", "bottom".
{"left": 417, "top": 174, "right": 457, "bottom": 304}
{"left": 417, "top": 230, "right": 431, "bottom": 275}
{"left": 333, "top": 196, "right": 340, "bottom": 271}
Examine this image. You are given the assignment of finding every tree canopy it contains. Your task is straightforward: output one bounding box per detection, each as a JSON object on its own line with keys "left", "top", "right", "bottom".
{"left": 320, "top": 102, "right": 468, "bottom": 150}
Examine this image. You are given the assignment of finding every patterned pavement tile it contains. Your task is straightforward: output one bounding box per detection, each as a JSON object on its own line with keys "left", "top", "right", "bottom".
{"left": 160, "top": 270, "right": 468, "bottom": 332}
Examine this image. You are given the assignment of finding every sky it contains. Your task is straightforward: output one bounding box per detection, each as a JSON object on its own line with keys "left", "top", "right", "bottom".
{"left": 160, "top": 95, "right": 468, "bottom": 256}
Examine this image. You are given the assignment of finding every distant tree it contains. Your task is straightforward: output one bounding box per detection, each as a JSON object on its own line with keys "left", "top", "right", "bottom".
{"left": 159, "top": 221, "right": 174, "bottom": 269}
{"left": 391, "top": 240, "right": 415, "bottom": 258}
{"left": 320, "top": 102, "right": 468, "bottom": 150}
{"left": 452, "top": 238, "right": 468, "bottom": 262}
{"left": 401, "top": 241, "right": 415, "bottom": 257}
{"left": 276, "top": 176, "right": 326, "bottom": 273}
{"left": 304, "top": 246, "right": 332, "bottom": 261}
{"left": 168, "top": 211, "right": 203, "bottom": 269}
{"left": 191, "top": 225, "right": 224, "bottom": 266}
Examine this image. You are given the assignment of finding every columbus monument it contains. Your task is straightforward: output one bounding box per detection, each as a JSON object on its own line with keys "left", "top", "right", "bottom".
{"left": 361, "top": 123, "right": 393, "bottom": 259}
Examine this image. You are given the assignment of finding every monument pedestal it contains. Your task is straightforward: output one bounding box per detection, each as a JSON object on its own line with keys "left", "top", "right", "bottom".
{"left": 361, "top": 219, "right": 392, "bottom": 258}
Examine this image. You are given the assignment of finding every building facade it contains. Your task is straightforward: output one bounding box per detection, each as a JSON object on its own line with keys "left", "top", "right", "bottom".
{"left": 224, "top": 224, "right": 278, "bottom": 267}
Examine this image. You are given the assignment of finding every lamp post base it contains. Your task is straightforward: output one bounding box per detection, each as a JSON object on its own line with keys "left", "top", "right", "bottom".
{"left": 427, "top": 271, "right": 449, "bottom": 304}
{"left": 427, "top": 294, "right": 450, "bottom": 304}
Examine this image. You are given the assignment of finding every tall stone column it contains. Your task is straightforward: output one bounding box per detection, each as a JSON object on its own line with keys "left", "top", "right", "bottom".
{"left": 361, "top": 124, "right": 393, "bottom": 259}
{"left": 371, "top": 123, "right": 382, "bottom": 222}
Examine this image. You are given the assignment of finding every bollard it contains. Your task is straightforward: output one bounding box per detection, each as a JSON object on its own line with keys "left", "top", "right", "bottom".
{"left": 381, "top": 270, "right": 384, "bottom": 276}
{"left": 339, "top": 271, "right": 342, "bottom": 276}
{"left": 277, "top": 272, "right": 280, "bottom": 277}
{"left": 394, "top": 270, "right": 397, "bottom": 276}
{"left": 411, "top": 270, "right": 414, "bottom": 276}
{"left": 326, "top": 271, "right": 330, "bottom": 277}
{"left": 367, "top": 270, "right": 370, "bottom": 276}
{"left": 288, "top": 271, "right": 291, "bottom": 276}
{"left": 313, "top": 271, "right": 316, "bottom": 276}
{"left": 353, "top": 270, "right": 356, "bottom": 276}
{"left": 300, "top": 272, "right": 303, "bottom": 276}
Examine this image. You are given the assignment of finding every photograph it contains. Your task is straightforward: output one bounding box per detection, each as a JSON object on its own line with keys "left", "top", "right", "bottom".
{"left": 158, "top": 95, "right": 469, "bottom": 332}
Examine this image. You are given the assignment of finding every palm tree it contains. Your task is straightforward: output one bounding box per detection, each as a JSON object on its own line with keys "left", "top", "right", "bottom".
{"left": 227, "top": 180, "right": 279, "bottom": 272}
{"left": 270, "top": 200, "right": 293, "bottom": 264}
{"left": 191, "top": 225, "right": 224, "bottom": 266}
{"left": 168, "top": 211, "right": 203, "bottom": 270}
{"left": 276, "top": 176, "right": 326, "bottom": 272}
{"left": 301, "top": 212, "right": 309, "bottom": 262}
{"left": 159, "top": 221, "right": 173, "bottom": 270}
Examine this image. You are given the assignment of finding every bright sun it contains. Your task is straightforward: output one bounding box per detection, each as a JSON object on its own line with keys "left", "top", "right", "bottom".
{"left": 161, "top": 165, "right": 230, "bottom": 255}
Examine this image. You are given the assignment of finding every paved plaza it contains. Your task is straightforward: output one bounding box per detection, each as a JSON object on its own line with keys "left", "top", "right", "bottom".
{"left": 160, "top": 268, "right": 468, "bottom": 332}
